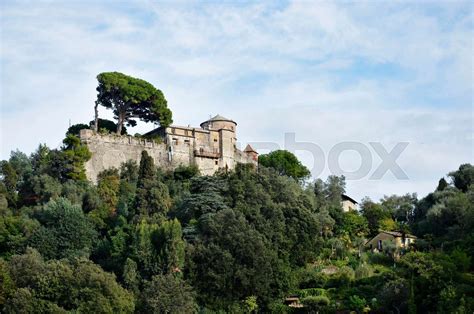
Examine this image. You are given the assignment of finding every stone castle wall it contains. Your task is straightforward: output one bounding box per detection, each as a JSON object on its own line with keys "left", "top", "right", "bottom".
{"left": 79, "top": 129, "right": 257, "bottom": 183}
{"left": 80, "top": 129, "right": 170, "bottom": 183}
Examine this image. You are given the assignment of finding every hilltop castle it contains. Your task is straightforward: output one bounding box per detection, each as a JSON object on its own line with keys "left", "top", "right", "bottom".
{"left": 80, "top": 115, "right": 258, "bottom": 182}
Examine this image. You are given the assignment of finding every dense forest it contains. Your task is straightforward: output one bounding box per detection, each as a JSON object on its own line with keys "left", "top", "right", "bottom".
{"left": 0, "top": 127, "right": 473, "bottom": 313}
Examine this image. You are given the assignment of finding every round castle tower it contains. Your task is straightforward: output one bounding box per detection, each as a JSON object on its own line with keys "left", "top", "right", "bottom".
{"left": 200, "top": 114, "right": 237, "bottom": 133}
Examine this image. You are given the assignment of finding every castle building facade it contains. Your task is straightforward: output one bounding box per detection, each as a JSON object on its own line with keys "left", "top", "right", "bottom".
{"left": 80, "top": 115, "right": 258, "bottom": 182}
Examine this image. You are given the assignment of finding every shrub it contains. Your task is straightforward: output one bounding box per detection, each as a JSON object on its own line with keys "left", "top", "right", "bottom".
{"left": 297, "top": 288, "right": 326, "bottom": 298}
{"left": 326, "top": 267, "right": 354, "bottom": 288}
{"left": 355, "top": 263, "right": 373, "bottom": 280}
{"left": 302, "top": 296, "right": 330, "bottom": 313}
{"left": 268, "top": 300, "right": 291, "bottom": 314}
{"left": 450, "top": 248, "right": 471, "bottom": 272}
{"left": 297, "top": 268, "right": 328, "bottom": 289}
{"left": 367, "top": 252, "right": 393, "bottom": 265}
{"left": 348, "top": 295, "right": 367, "bottom": 313}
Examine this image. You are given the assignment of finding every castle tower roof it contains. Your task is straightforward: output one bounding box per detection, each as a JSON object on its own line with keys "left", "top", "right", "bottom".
{"left": 244, "top": 144, "right": 257, "bottom": 154}
{"left": 200, "top": 114, "right": 237, "bottom": 127}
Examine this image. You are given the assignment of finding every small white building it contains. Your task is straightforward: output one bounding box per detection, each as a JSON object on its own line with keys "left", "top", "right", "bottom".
{"left": 341, "top": 194, "right": 358, "bottom": 212}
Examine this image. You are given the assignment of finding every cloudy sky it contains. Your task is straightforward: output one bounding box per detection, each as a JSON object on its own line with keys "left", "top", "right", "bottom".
{"left": 1, "top": 0, "right": 472, "bottom": 201}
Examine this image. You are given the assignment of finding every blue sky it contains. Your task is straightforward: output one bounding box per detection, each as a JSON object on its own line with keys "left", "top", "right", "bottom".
{"left": 1, "top": 0, "right": 472, "bottom": 201}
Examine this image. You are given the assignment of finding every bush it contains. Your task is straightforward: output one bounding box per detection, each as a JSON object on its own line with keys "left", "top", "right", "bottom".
{"left": 301, "top": 296, "right": 330, "bottom": 312}
{"left": 297, "top": 288, "right": 326, "bottom": 298}
{"left": 326, "top": 266, "right": 354, "bottom": 288}
{"left": 450, "top": 248, "right": 471, "bottom": 272}
{"left": 355, "top": 263, "right": 373, "bottom": 280}
{"left": 268, "top": 300, "right": 291, "bottom": 314}
{"left": 174, "top": 165, "right": 200, "bottom": 181}
{"left": 348, "top": 295, "right": 367, "bottom": 313}
{"left": 297, "top": 268, "right": 328, "bottom": 289}
{"left": 367, "top": 252, "right": 393, "bottom": 265}
{"left": 140, "top": 274, "right": 197, "bottom": 313}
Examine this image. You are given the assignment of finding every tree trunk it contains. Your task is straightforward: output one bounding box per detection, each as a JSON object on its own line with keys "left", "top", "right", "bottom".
{"left": 94, "top": 102, "right": 99, "bottom": 132}
{"left": 117, "top": 112, "right": 124, "bottom": 135}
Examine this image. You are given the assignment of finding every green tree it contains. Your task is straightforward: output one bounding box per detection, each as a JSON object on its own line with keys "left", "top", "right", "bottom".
{"left": 324, "top": 175, "right": 346, "bottom": 207}
{"left": 120, "top": 160, "right": 139, "bottom": 183}
{"left": 242, "top": 296, "right": 259, "bottom": 313}
{"left": 348, "top": 295, "right": 367, "bottom": 313}
{"left": 4, "top": 248, "right": 134, "bottom": 313}
{"left": 438, "top": 285, "right": 464, "bottom": 314}
{"left": 140, "top": 274, "right": 197, "bottom": 314}
{"left": 134, "top": 151, "right": 171, "bottom": 218}
{"left": 8, "top": 150, "right": 32, "bottom": 182}
{"left": 311, "top": 175, "right": 346, "bottom": 234}
{"left": 341, "top": 211, "right": 368, "bottom": 239}
{"left": 95, "top": 72, "right": 172, "bottom": 134}
{"left": 381, "top": 193, "right": 417, "bottom": 223}
{"left": 97, "top": 168, "right": 121, "bottom": 214}
{"left": 436, "top": 177, "right": 448, "bottom": 191}
{"left": 378, "top": 276, "right": 409, "bottom": 314}
{"left": 122, "top": 258, "right": 140, "bottom": 294}
{"left": 314, "top": 208, "right": 335, "bottom": 238}
{"left": 449, "top": 163, "right": 474, "bottom": 192}
{"left": 131, "top": 219, "right": 160, "bottom": 278}
{"left": 399, "top": 252, "right": 456, "bottom": 312}
{"left": 360, "top": 198, "right": 391, "bottom": 236}
{"left": 137, "top": 150, "right": 155, "bottom": 182}
{"left": 66, "top": 123, "right": 90, "bottom": 136}
{"left": 189, "top": 209, "right": 286, "bottom": 309}
{"left": 29, "top": 198, "right": 96, "bottom": 259}
{"left": 0, "top": 161, "right": 18, "bottom": 207}
{"left": 313, "top": 178, "right": 326, "bottom": 209}
{"left": 61, "top": 134, "right": 92, "bottom": 181}
{"left": 177, "top": 176, "right": 228, "bottom": 223}
{"left": 301, "top": 295, "right": 330, "bottom": 313}
{"left": 30, "top": 174, "right": 62, "bottom": 204}
{"left": 0, "top": 212, "right": 39, "bottom": 258}
{"left": 91, "top": 118, "right": 128, "bottom": 135}
{"left": 258, "top": 150, "right": 310, "bottom": 182}
{"left": 155, "top": 219, "right": 185, "bottom": 274}
{"left": 0, "top": 184, "right": 8, "bottom": 215}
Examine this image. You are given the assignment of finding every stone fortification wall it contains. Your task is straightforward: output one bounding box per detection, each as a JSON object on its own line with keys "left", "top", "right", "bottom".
{"left": 80, "top": 127, "right": 258, "bottom": 183}
{"left": 79, "top": 129, "right": 170, "bottom": 183}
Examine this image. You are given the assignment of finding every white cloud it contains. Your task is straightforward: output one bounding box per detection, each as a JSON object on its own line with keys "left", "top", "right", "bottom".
{"left": 0, "top": 0, "right": 472, "bottom": 201}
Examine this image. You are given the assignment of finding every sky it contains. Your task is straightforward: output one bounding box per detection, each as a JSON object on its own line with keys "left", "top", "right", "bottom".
{"left": 1, "top": 0, "right": 473, "bottom": 202}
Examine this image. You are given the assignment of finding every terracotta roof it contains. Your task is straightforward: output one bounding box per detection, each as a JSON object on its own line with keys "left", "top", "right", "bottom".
{"left": 244, "top": 144, "right": 257, "bottom": 153}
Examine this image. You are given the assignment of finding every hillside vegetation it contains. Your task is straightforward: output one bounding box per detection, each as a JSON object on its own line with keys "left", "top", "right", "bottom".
{"left": 0, "top": 136, "right": 473, "bottom": 313}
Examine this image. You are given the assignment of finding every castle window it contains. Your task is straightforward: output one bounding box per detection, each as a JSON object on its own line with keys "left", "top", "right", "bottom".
{"left": 215, "top": 160, "right": 218, "bottom": 165}
{"left": 377, "top": 240, "right": 382, "bottom": 251}
{"left": 214, "top": 139, "right": 218, "bottom": 142}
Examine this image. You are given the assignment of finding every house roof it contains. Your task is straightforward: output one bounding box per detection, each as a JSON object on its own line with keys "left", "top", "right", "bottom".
{"left": 341, "top": 194, "right": 358, "bottom": 204}
{"left": 381, "top": 231, "right": 417, "bottom": 239}
{"left": 365, "top": 230, "right": 417, "bottom": 245}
